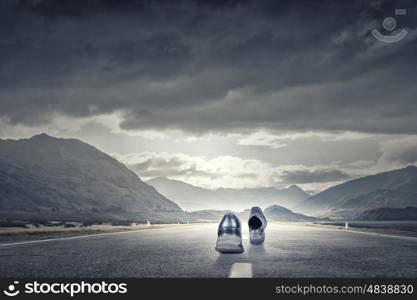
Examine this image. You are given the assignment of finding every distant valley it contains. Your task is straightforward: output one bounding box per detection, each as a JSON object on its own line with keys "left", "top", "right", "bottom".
{"left": 147, "top": 177, "right": 309, "bottom": 212}
{"left": 189, "top": 204, "right": 326, "bottom": 223}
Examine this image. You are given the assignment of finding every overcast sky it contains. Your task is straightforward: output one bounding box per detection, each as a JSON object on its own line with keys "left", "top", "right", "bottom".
{"left": 1, "top": 0, "right": 417, "bottom": 192}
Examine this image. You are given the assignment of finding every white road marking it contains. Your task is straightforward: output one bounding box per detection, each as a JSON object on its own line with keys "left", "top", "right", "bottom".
{"left": 0, "top": 225, "right": 206, "bottom": 248}
{"left": 340, "top": 228, "right": 417, "bottom": 241}
{"left": 229, "top": 263, "right": 252, "bottom": 278}
{"left": 281, "top": 223, "right": 417, "bottom": 242}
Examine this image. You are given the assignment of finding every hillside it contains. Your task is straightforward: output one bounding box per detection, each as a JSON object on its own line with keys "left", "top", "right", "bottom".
{"left": 296, "top": 166, "right": 417, "bottom": 217}
{"left": 0, "top": 134, "right": 184, "bottom": 222}
{"left": 329, "top": 189, "right": 417, "bottom": 219}
{"left": 357, "top": 207, "right": 417, "bottom": 221}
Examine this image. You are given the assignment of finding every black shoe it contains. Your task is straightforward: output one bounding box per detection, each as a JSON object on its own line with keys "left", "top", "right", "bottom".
{"left": 248, "top": 207, "right": 267, "bottom": 244}
{"left": 215, "top": 212, "right": 244, "bottom": 253}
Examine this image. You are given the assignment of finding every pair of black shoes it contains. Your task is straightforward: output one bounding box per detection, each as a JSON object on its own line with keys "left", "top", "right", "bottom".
{"left": 215, "top": 207, "right": 267, "bottom": 253}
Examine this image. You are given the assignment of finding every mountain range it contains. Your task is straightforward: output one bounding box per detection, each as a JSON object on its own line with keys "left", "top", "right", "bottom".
{"left": 1, "top": 134, "right": 417, "bottom": 223}
{"left": 146, "top": 177, "right": 309, "bottom": 212}
{"left": 357, "top": 206, "right": 417, "bottom": 221}
{"left": 189, "top": 204, "right": 325, "bottom": 223}
{"left": 0, "top": 134, "right": 184, "bottom": 223}
{"left": 296, "top": 166, "right": 417, "bottom": 218}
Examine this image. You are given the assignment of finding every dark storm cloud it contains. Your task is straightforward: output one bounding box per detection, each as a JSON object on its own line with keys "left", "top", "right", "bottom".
{"left": 280, "top": 169, "right": 350, "bottom": 184}
{"left": 1, "top": 0, "right": 417, "bottom": 133}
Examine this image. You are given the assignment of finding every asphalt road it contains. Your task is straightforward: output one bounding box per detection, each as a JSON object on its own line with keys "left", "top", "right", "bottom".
{"left": 1, "top": 223, "right": 417, "bottom": 277}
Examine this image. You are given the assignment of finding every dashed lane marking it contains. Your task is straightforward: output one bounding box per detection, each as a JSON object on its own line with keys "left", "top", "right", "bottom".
{"left": 229, "top": 263, "right": 253, "bottom": 278}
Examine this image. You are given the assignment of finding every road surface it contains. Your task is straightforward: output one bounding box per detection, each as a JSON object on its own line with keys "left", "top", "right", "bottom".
{"left": 1, "top": 224, "right": 417, "bottom": 277}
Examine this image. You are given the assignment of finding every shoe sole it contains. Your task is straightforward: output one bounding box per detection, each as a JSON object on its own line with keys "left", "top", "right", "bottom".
{"left": 215, "top": 233, "right": 244, "bottom": 253}
{"left": 249, "top": 235, "right": 265, "bottom": 244}
{"left": 249, "top": 230, "right": 265, "bottom": 244}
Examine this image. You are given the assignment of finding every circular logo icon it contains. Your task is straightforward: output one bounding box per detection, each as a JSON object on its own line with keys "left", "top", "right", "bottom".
{"left": 382, "top": 17, "right": 397, "bottom": 31}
